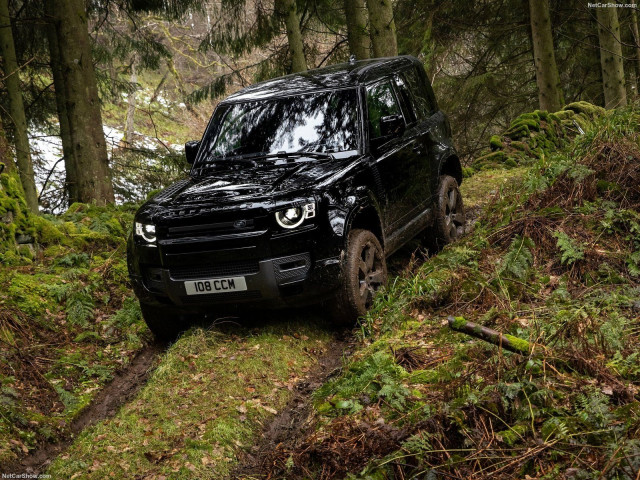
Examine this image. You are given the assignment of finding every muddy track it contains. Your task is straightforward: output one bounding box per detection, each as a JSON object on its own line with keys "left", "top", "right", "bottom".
{"left": 2, "top": 342, "right": 165, "bottom": 475}
{"left": 232, "top": 329, "right": 353, "bottom": 479}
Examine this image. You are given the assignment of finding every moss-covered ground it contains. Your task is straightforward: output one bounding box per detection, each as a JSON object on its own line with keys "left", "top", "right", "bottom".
{"left": 251, "top": 107, "right": 640, "bottom": 479}
{"left": 0, "top": 191, "right": 149, "bottom": 464}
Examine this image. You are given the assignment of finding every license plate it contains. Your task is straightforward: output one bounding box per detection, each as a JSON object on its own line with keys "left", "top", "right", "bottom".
{"left": 184, "top": 277, "right": 247, "bottom": 295}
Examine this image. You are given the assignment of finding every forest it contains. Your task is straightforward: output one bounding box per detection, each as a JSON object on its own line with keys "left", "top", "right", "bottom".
{"left": 0, "top": 0, "right": 639, "bottom": 478}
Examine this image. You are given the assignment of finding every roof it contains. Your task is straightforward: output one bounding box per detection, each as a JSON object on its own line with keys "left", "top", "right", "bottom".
{"left": 222, "top": 55, "right": 420, "bottom": 103}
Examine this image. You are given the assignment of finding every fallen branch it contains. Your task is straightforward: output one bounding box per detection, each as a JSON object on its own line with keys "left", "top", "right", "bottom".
{"left": 447, "top": 316, "right": 531, "bottom": 355}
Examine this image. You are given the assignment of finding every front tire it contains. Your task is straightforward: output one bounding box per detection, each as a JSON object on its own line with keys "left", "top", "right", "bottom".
{"left": 331, "top": 229, "right": 388, "bottom": 326}
{"left": 140, "top": 303, "right": 191, "bottom": 342}
{"left": 425, "top": 175, "right": 465, "bottom": 251}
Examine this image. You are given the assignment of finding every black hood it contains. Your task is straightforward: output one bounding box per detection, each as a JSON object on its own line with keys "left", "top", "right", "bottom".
{"left": 151, "top": 158, "right": 360, "bottom": 206}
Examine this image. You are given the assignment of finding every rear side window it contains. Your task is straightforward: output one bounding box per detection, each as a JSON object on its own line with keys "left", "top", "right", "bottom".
{"left": 366, "top": 81, "right": 401, "bottom": 139}
{"left": 394, "top": 75, "right": 417, "bottom": 125}
{"left": 402, "top": 67, "right": 436, "bottom": 120}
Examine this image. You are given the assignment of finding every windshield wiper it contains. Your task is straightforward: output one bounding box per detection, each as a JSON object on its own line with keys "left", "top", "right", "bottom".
{"left": 261, "top": 151, "right": 335, "bottom": 161}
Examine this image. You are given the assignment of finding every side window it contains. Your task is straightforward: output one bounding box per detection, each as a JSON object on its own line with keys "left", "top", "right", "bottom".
{"left": 366, "top": 81, "right": 401, "bottom": 139}
{"left": 394, "top": 75, "right": 417, "bottom": 125}
{"left": 403, "top": 68, "right": 436, "bottom": 120}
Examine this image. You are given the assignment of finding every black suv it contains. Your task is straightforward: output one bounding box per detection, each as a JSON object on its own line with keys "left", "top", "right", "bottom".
{"left": 127, "top": 55, "right": 465, "bottom": 339}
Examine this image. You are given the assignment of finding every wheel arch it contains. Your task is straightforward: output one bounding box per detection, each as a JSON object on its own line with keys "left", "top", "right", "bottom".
{"left": 345, "top": 203, "right": 384, "bottom": 249}
{"left": 439, "top": 154, "right": 463, "bottom": 186}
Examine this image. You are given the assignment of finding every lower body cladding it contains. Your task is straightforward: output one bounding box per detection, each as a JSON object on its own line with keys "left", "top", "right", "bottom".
{"left": 131, "top": 252, "right": 343, "bottom": 311}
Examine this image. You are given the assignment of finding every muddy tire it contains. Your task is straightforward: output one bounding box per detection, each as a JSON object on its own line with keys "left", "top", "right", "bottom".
{"left": 330, "top": 229, "right": 387, "bottom": 326}
{"left": 140, "top": 303, "right": 190, "bottom": 342}
{"left": 425, "top": 175, "right": 465, "bottom": 251}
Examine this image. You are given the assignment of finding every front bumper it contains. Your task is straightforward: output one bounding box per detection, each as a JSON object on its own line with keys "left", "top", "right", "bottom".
{"left": 130, "top": 252, "right": 343, "bottom": 310}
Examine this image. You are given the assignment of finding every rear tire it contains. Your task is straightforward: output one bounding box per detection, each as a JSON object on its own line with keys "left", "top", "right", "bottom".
{"left": 425, "top": 175, "right": 465, "bottom": 252}
{"left": 331, "top": 229, "right": 387, "bottom": 326}
{"left": 140, "top": 303, "right": 191, "bottom": 342}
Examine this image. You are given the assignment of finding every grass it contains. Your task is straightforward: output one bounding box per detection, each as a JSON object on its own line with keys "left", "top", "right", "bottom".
{"left": 48, "top": 319, "right": 335, "bottom": 479}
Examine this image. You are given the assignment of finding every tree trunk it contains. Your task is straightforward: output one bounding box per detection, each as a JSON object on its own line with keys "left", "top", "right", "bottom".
{"left": 529, "top": 0, "right": 563, "bottom": 112}
{"left": 123, "top": 58, "right": 138, "bottom": 147}
{"left": 631, "top": 7, "right": 640, "bottom": 93}
{"left": 344, "top": 0, "right": 370, "bottom": 60}
{"left": 0, "top": 115, "right": 14, "bottom": 173}
{"left": 0, "top": 0, "right": 39, "bottom": 212}
{"left": 366, "top": 0, "right": 397, "bottom": 58}
{"left": 276, "top": 0, "right": 307, "bottom": 72}
{"left": 596, "top": 5, "right": 627, "bottom": 109}
{"left": 50, "top": 0, "right": 114, "bottom": 205}
{"left": 45, "top": 2, "right": 78, "bottom": 204}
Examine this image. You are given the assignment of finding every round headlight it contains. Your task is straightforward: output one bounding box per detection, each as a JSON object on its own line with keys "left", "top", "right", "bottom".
{"left": 135, "top": 222, "right": 156, "bottom": 243}
{"left": 275, "top": 207, "right": 304, "bottom": 229}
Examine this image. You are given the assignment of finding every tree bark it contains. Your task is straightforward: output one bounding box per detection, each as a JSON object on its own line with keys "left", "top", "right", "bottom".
{"left": 365, "top": 0, "right": 397, "bottom": 58}
{"left": 0, "top": 0, "right": 39, "bottom": 212}
{"left": 631, "top": 7, "right": 640, "bottom": 93}
{"left": 0, "top": 115, "right": 14, "bottom": 173}
{"left": 276, "top": 0, "right": 307, "bottom": 72}
{"left": 529, "top": 0, "right": 563, "bottom": 112}
{"left": 122, "top": 58, "right": 138, "bottom": 147}
{"left": 45, "top": 2, "right": 78, "bottom": 204}
{"left": 596, "top": 5, "right": 627, "bottom": 109}
{"left": 50, "top": 0, "right": 114, "bottom": 205}
{"left": 344, "top": 0, "right": 370, "bottom": 60}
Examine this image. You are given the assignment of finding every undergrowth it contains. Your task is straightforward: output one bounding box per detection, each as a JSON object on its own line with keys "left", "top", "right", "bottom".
{"left": 0, "top": 194, "right": 148, "bottom": 464}
{"left": 261, "top": 106, "right": 640, "bottom": 479}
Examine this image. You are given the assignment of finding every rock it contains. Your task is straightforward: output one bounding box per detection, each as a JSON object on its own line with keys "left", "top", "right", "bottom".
{"left": 1, "top": 211, "right": 13, "bottom": 224}
{"left": 15, "top": 234, "right": 34, "bottom": 244}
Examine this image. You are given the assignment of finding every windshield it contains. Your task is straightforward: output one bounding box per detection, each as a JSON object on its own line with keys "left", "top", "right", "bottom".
{"left": 195, "top": 89, "right": 360, "bottom": 165}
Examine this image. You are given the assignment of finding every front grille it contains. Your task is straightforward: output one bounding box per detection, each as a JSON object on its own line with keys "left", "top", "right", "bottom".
{"left": 181, "top": 290, "right": 262, "bottom": 304}
{"left": 166, "top": 219, "right": 255, "bottom": 237}
{"left": 169, "top": 261, "right": 259, "bottom": 280}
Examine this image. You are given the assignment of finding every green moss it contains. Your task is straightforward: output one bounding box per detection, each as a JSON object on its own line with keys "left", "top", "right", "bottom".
{"left": 504, "top": 158, "right": 518, "bottom": 168}
{"left": 503, "top": 334, "right": 530, "bottom": 353}
{"left": 489, "top": 135, "right": 503, "bottom": 150}
{"left": 563, "top": 101, "right": 605, "bottom": 117}
{"left": 450, "top": 316, "right": 467, "bottom": 330}
{"left": 475, "top": 151, "right": 506, "bottom": 165}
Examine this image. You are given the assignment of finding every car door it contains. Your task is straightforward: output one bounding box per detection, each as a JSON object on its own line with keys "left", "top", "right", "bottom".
{"left": 365, "top": 79, "right": 424, "bottom": 239}
{"left": 392, "top": 72, "right": 433, "bottom": 215}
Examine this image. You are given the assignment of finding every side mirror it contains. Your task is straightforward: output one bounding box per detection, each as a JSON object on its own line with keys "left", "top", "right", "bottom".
{"left": 379, "top": 114, "right": 405, "bottom": 138}
{"left": 185, "top": 140, "right": 201, "bottom": 164}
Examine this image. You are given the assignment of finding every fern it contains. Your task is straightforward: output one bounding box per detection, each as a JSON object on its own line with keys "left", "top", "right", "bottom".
{"left": 554, "top": 231, "right": 584, "bottom": 265}
{"left": 627, "top": 251, "right": 640, "bottom": 277}
{"left": 498, "top": 235, "right": 534, "bottom": 280}
{"left": 66, "top": 287, "right": 95, "bottom": 325}
{"left": 55, "top": 252, "right": 90, "bottom": 268}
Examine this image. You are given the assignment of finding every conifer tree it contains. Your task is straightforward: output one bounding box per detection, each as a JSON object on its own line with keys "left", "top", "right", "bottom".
{"left": 366, "top": 0, "right": 397, "bottom": 57}
{"left": 596, "top": 5, "right": 627, "bottom": 108}
{"left": 529, "top": 0, "right": 563, "bottom": 112}
{"left": 49, "top": 0, "right": 115, "bottom": 205}
{"left": 276, "top": 0, "right": 307, "bottom": 72}
{"left": 344, "top": 0, "right": 370, "bottom": 59}
{"left": 0, "top": 0, "right": 39, "bottom": 212}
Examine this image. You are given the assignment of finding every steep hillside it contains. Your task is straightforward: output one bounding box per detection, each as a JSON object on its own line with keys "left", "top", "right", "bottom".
{"left": 253, "top": 107, "right": 640, "bottom": 479}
